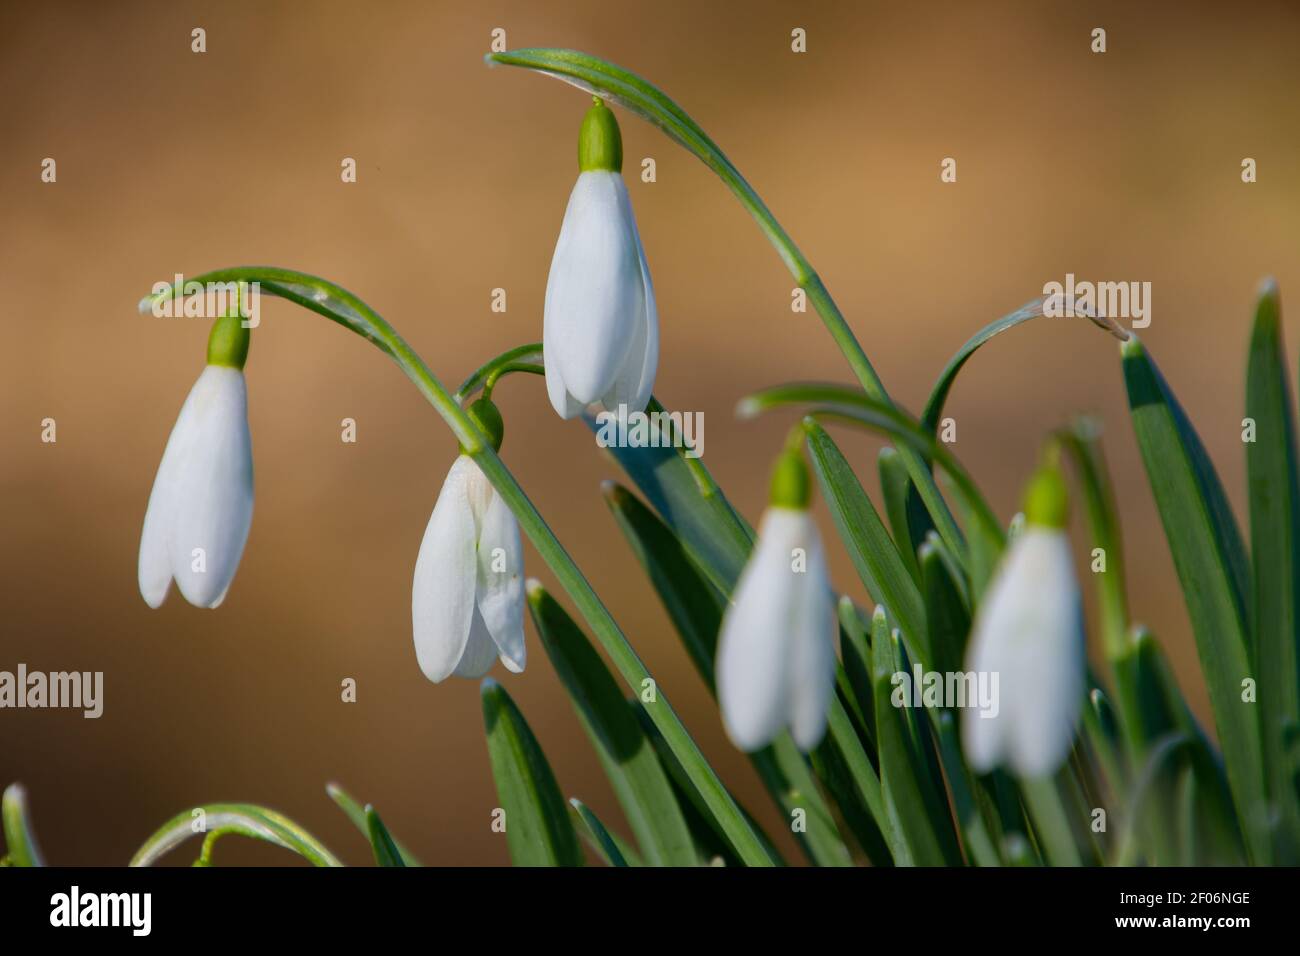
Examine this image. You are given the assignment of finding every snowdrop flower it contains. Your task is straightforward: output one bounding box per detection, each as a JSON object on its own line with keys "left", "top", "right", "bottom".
{"left": 962, "top": 463, "right": 1084, "bottom": 778}
{"left": 543, "top": 97, "right": 658, "bottom": 420}
{"left": 412, "top": 399, "right": 526, "bottom": 682}
{"left": 717, "top": 447, "right": 836, "bottom": 751}
{"left": 139, "top": 314, "right": 254, "bottom": 609}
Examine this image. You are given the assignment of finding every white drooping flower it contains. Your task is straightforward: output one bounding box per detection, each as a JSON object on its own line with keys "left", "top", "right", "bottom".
{"left": 962, "top": 464, "right": 1084, "bottom": 778}
{"left": 138, "top": 316, "right": 254, "bottom": 609}
{"left": 543, "top": 97, "right": 657, "bottom": 420}
{"left": 412, "top": 401, "right": 525, "bottom": 682}
{"left": 717, "top": 450, "right": 836, "bottom": 752}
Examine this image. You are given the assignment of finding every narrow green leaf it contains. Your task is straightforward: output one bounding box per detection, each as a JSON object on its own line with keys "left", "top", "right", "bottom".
{"left": 1177, "top": 764, "right": 1198, "bottom": 867}
{"left": 932, "top": 711, "right": 1003, "bottom": 866}
{"left": 481, "top": 679, "right": 584, "bottom": 867}
{"left": 807, "top": 721, "right": 893, "bottom": 865}
{"left": 1, "top": 784, "right": 44, "bottom": 867}
{"left": 1112, "top": 629, "right": 1244, "bottom": 864}
{"left": 1109, "top": 635, "right": 1183, "bottom": 863}
{"left": 1081, "top": 689, "right": 1124, "bottom": 808}
{"left": 912, "top": 545, "right": 1006, "bottom": 866}
{"left": 919, "top": 538, "right": 970, "bottom": 676}
{"left": 568, "top": 799, "right": 632, "bottom": 867}
{"left": 1058, "top": 419, "right": 1130, "bottom": 661}
{"left": 326, "top": 783, "right": 422, "bottom": 866}
{"left": 835, "top": 598, "right": 876, "bottom": 747}
{"left": 1020, "top": 776, "right": 1083, "bottom": 867}
{"left": 633, "top": 708, "right": 784, "bottom": 866}
{"left": 804, "top": 420, "right": 929, "bottom": 667}
{"left": 1245, "top": 280, "right": 1300, "bottom": 859}
{"left": 1121, "top": 335, "right": 1268, "bottom": 861}
{"left": 922, "top": 298, "right": 1051, "bottom": 432}
{"left": 1112, "top": 732, "right": 1192, "bottom": 866}
{"left": 528, "top": 583, "right": 696, "bottom": 866}
{"left": 603, "top": 481, "right": 727, "bottom": 687}
{"left": 130, "top": 803, "right": 342, "bottom": 867}
{"left": 921, "top": 297, "right": 1129, "bottom": 435}
{"left": 365, "top": 805, "right": 405, "bottom": 867}
{"left": 878, "top": 446, "right": 932, "bottom": 582}
{"left": 820, "top": 695, "right": 895, "bottom": 864}
{"left": 591, "top": 405, "right": 752, "bottom": 596}
{"left": 871, "top": 610, "right": 962, "bottom": 865}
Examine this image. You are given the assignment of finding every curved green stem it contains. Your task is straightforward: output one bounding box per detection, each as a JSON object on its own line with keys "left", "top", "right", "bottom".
{"left": 458, "top": 342, "right": 722, "bottom": 511}
{"left": 456, "top": 342, "right": 545, "bottom": 402}
{"left": 141, "top": 268, "right": 771, "bottom": 866}
{"left": 487, "top": 48, "right": 965, "bottom": 562}
{"left": 130, "top": 802, "right": 342, "bottom": 867}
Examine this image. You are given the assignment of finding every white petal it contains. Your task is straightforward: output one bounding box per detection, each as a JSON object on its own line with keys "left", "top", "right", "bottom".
{"left": 543, "top": 300, "right": 585, "bottom": 420}
{"left": 786, "top": 527, "right": 836, "bottom": 750}
{"left": 412, "top": 457, "right": 479, "bottom": 683}
{"left": 717, "top": 508, "right": 808, "bottom": 751}
{"left": 543, "top": 171, "right": 643, "bottom": 406}
{"left": 475, "top": 481, "right": 527, "bottom": 674}
{"left": 153, "top": 367, "right": 254, "bottom": 609}
{"left": 962, "top": 629, "right": 1009, "bottom": 774}
{"left": 453, "top": 607, "right": 500, "bottom": 679}
{"left": 138, "top": 418, "right": 191, "bottom": 609}
{"left": 600, "top": 186, "right": 658, "bottom": 414}
{"left": 962, "top": 528, "right": 1084, "bottom": 777}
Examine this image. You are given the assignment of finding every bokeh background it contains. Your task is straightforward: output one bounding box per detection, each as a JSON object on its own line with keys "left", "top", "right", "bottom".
{"left": 2, "top": 0, "right": 1298, "bottom": 865}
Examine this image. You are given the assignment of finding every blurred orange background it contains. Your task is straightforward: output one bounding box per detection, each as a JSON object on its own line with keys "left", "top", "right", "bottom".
{"left": 2, "top": 0, "right": 1298, "bottom": 865}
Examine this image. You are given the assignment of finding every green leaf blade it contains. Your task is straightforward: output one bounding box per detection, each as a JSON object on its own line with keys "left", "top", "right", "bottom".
{"left": 803, "top": 420, "right": 929, "bottom": 667}
{"left": 481, "top": 678, "right": 584, "bottom": 867}
{"left": 1244, "top": 281, "right": 1300, "bottom": 859}
{"left": 1121, "top": 335, "right": 1268, "bottom": 862}
{"left": 528, "top": 583, "right": 697, "bottom": 866}
{"left": 591, "top": 409, "right": 752, "bottom": 595}
{"left": 568, "top": 799, "right": 633, "bottom": 867}
{"left": 364, "top": 805, "right": 406, "bottom": 867}
{"left": 870, "top": 611, "right": 962, "bottom": 865}
{"left": 326, "top": 783, "right": 422, "bottom": 866}
{"left": 878, "top": 446, "right": 932, "bottom": 583}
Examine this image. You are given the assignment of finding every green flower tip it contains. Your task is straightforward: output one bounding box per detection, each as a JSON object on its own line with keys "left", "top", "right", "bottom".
{"left": 206, "top": 314, "right": 250, "bottom": 370}
{"left": 578, "top": 97, "right": 622, "bottom": 173}
{"left": 465, "top": 397, "right": 505, "bottom": 453}
{"left": 1023, "top": 463, "right": 1069, "bottom": 529}
{"left": 769, "top": 448, "right": 811, "bottom": 510}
